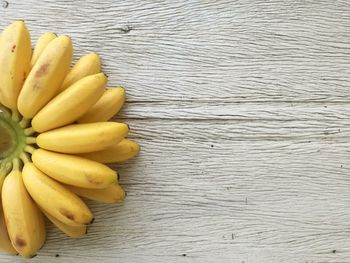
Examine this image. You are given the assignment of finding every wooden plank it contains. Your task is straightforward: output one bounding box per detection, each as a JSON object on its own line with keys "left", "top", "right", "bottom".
{"left": 0, "top": 1, "right": 350, "bottom": 101}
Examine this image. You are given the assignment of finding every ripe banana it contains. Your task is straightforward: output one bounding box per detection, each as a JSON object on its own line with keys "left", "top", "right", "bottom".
{"left": 30, "top": 32, "right": 57, "bottom": 69}
{"left": 37, "top": 122, "right": 129, "bottom": 154}
{"left": 2, "top": 169, "right": 46, "bottom": 258}
{"left": 0, "top": 21, "right": 31, "bottom": 109}
{"left": 0, "top": 170, "right": 6, "bottom": 198}
{"left": 78, "top": 87, "right": 125, "bottom": 123}
{"left": 0, "top": 21, "right": 139, "bottom": 258}
{"left": 60, "top": 53, "right": 101, "bottom": 92}
{"left": 32, "top": 149, "right": 117, "bottom": 189}
{"left": 0, "top": 207, "right": 17, "bottom": 256}
{"left": 65, "top": 183, "right": 126, "bottom": 204}
{"left": 22, "top": 163, "right": 93, "bottom": 227}
{"left": 31, "top": 72, "right": 106, "bottom": 132}
{"left": 41, "top": 208, "right": 86, "bottom": 238}
{"left": 79, "top": 139, "right": 140, "bottom": 163}
{"left": 17, "top": 35, "right": 73, "bottom": 119}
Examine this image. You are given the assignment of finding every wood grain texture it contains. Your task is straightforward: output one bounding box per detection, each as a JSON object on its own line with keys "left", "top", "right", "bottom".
{"left": 1, "top": 0, "right": 350, "bottom": 262}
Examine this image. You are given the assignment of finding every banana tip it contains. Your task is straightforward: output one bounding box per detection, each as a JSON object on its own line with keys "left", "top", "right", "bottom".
{"left": 28, "top": 254, "right": 37, "bottom": 259}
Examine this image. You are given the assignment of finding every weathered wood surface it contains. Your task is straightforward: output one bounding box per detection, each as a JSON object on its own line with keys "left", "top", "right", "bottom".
{"left": 1, "top": 0, "right": 350, "bottom": 262}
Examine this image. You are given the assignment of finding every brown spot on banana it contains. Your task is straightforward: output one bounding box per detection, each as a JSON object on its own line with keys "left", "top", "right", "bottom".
{"left": 15, "top": 236, "right": 27, "bottom": 247}
{"left": 35, "top": 63, "right": 50, "bottom": 78}
{"left": 86, "top": 175, "right": 103, "bottom": 185}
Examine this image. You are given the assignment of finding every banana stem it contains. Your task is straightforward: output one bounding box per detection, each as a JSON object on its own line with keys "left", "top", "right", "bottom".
{"left": 20, "top": 152, "right": 31, "bottom": 164}
{"left": 26, "top": 137, "right": 36, "bottom": 145}
{"left": 12, "top": 158, "right": 20, "bottom": 171}
{"left": 25, "top": 145, "right": 35, "bottom": 154}
{"left": 0, "top": 161, "right": 12, "bottom": 176}
{"left": 24, "top": 127, "right": 35, "bottom": 136}
{"left": 19, "top": 117, "right": 30, "bottom": 128}
{"left": 0, "top": 118, "right": 16, "bottom": 158}
{"left": 11, "top": 109, "right": 20, "bottom": 122}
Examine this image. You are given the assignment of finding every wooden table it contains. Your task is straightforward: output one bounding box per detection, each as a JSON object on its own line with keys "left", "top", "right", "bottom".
{"left": 1, "top": 1, "right": 350, "bottom": 262}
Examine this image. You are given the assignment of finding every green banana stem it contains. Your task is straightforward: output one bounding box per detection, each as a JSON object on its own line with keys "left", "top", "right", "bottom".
{"left": 0, "top": 111, "right": 32, "bottom": 169}
{"left": 0, "top": 161, "right": 12, "bottom": 176}
{"left": 25, "top": 145, "right": 35, "bottom": 154}
{"left": 20, "top": 152, "right": 30, "bottom": 164}
{"left": 26, "top": 137, "right": 36, "bottom": 145}
{"left": 24, "top": 127, "right": 35, "bottom": 136}
{"left": 12, "top": 158, "right": 20, "bottom": 171}
{"left": 11, "top": 109, "right": 21, "bottom": 122}
{"left": 19, "top": 117, "right": 30, "bottom": 128}
{"left": 0, "top": 117, "right": 16, "bottom": 159}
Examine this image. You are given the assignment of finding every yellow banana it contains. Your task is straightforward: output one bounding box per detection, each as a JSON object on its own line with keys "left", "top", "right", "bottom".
{"left": 40, "top": 208, "right": 86, "bottom": 238}
{"left": 0, "top": 207, "right": 17, "bottom": 256}
{"left": 2, "top": 169, "right": 46, "bottom": 258}
{"left": 0, "top": 177, "right": 4, "bottom": 196}
{"left": 0, "top": 174, "right": 5, "bottom": 199}
{"left": 0, "top": 21, "right": 31, "bottom": 109}
{"left": 22, "top": 163, "right": 93, "bottom": 227}
{"left": 32, "top": 149, "right": 117, "bottom": 189}
{"left": 30, "top": 32, "right": 57, "bottom": 69}
{"left": 78, "top": 87, "right": 125, "bottom": 123}
{"left": 37, "top": 122, "right": 129, "bottom": 154}
{"left": 79, "top": 139, "right": 140, "bottom": 163}
{"left": 0, "top": 164, "right": 13, "bottom": 257}
{"left": 31, "top": 72, "right": 106, "bottom": 132}
{"left": 65, "top": 183, "right": 126, "bottom": 204}
{"left": 17, "top": 35, "right": 73, "bottom": 119}
{"left": 60, "top": 52, "right": 101, "bottom": 91}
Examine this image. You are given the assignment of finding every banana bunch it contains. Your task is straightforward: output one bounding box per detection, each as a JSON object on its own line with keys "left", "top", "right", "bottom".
{"left": 0, "top": 21, "right": 140, "bottom": 258}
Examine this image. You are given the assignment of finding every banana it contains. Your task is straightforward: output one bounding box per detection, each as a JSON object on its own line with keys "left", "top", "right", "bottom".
{"left": 79, "top": 139, "right": 140, "bottom": 163}
{"left": 22, "top": 163, "right": 93, "bottom": 227}
{"left": 31, "top": 72, "right": 106, "bottom": 132}
{"left": 0, "top": 162, "right": 12, "bottom": 193}
{"left": 0, "top": 162, "right": 16, "bottom": 257}
{"left": 17, "top": 35, "right": 73, "bottom": 119}
{"left": 0, "top": 175, "right": 4, "bottom": 198}
{"left": 32, "top": 149, "right": 117, "bottom": 189}
{"left": 40, "top": 208, "right": 86, "bottom": 238}
{"left": 30, "top": 32, "right": 57, "bottom": 69}
{"left": 78, "top": 87, "right": 125, "bottom": 123}
{"left": 0, "top": 21, "right": 31, "bottom": 109}
{"left": 65, "top": 183, "right": 126, "bottom": 204}
{"left": 36, "top": 122, "right": 129, "bottom": 154}
{"left": 60, "top": 53, "right": 101, "bottom": 92}
{"left": 0, "top": 207, "right": 17, "bottom": 256}
{"left": 2, "top": 169, "right": 46, "bottom": 258}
